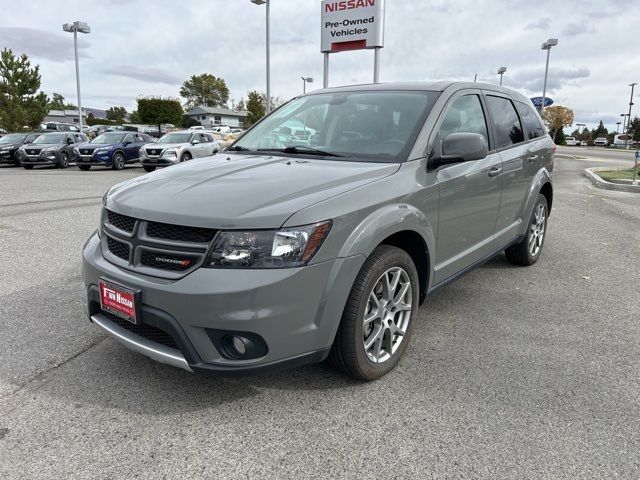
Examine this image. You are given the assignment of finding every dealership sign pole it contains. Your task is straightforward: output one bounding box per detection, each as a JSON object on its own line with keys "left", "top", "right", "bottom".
{"left": 321, "top": 0, "right": 386, "bottom": 88}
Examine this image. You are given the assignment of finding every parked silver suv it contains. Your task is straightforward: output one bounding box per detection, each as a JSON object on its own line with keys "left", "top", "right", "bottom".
{"left": 82, "top": 82, "right": 554, "bottom": 381}
{"left": 139, "top": 130, "right": 220, "bottom": 172}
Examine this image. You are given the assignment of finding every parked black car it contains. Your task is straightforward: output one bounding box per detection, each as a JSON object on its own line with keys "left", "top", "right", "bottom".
{"left": 17, "top": 132, "right": 89, "bottom": 169}
{"left": 0, "top": 132, "right": 40, "bottom": 166}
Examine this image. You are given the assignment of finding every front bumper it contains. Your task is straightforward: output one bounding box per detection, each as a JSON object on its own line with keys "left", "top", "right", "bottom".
{"left": 18, "top": 151, "right": 59, "bottom": 165}
{"left": 82, "top": 233, "right": 364, "bottom": 374}
{"left": 74, "top": 151, "right": 113, "bottom": 165}
{"left": 140, "top": 156, "right": 178, "bottom": 167}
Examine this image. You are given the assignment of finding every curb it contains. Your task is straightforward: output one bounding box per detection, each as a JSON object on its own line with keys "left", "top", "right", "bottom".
{"left": 584, "top": 167, "right": 640, "bottom": 193}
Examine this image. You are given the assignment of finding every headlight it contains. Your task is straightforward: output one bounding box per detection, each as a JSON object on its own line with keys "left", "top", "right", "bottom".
{"left": 204, "top": 221, "right": 331, "bottom": 269}
{"left": 162, "top": 149, "right": 177, "bottom": 157}
{"left": 73, "top": 147, "right": 80, "bottom": 154}
{"left": 94, "top": 148, "right": 109, "bottom": 154}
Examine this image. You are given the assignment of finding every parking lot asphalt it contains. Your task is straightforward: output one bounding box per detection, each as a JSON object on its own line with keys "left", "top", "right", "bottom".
{"left": 0, "top": 155, "right": 639, "bottom": 479}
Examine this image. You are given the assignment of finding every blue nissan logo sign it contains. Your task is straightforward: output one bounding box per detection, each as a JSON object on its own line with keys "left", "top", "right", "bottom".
{"left": 530, "top": 97, "right": 554, "bottom": 108}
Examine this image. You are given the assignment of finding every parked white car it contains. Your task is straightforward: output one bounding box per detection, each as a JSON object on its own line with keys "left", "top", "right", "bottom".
{"left": 139, "top": 130, "right": 219, "bottom": 172}
{"left": 188, "top": 126, "right": 205, "bottom": 131}
{"left": 594, "top": 137, "right": 609, "bottom": 147}
{"left": 565, "top": 136, "right": 582, "bottom": 146}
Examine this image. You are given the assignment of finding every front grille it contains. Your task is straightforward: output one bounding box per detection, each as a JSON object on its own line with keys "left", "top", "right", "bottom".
{"left": 101, "top": 311, "right": 179, "bottom": 350}
{"left": 147, "top": 221, "right": 217, "bottom": 243}
{"left": 81, "top": 148, "right": 94, "bottom": 155}
{"left": 107, "top": 210, "right": 136, "bottom": 233}
{"left": 146, "top": 148, "right": 162, "bottom": 156}
{"left": 26, "top": 149, "right": 41, "bottom": 155}
{"left": 140, "top": 250, "right": 197, "bottom": 271}
{"left": 106, "top": 236, "right": 130, "bottom": 261}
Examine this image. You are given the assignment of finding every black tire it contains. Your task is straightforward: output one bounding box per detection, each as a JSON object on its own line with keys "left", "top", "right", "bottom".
{"left": 180, "top": 152, "right": 192, "bottom": 162}
{"left": 505, "top": 193, "right": 548, "bottom": 266}
{"left": 143, "top": 165, "right": 156, "bottom": 172}
{"left": 112, "top": 152, "right": 125, "bottom": 170}
{"left": 78, "top": 164, "right": 91, "bottom": 171}
{"left": 329, "top": 245, "right": 419, "bottom": 381}
{"left": 22, "top": 165, "right": 34, "bottom": 170}
{"left": 57, "top": 152, "right": 69, "bottom": 169}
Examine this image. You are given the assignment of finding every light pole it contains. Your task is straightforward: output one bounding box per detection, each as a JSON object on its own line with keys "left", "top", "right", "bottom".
{"left": 540, "top": 38, "right": 558, "bottom": 115}
{"left": 576, "top": 123, "right": 585, "bottom": 133}
{"left": 497, "top": 67, "right": 507, "bottom": 86}
{"left": 62, "top": 21, "right": 90, "bottom": 131}
{"left": 625, "top": 82, "right": 637, "bottom": 148}
{"left": 621, "top": 113, "right": 629, "bottom": 141}
{"left": 301, "top": 76, "right": 313, "bottom": 94}
{"left": 251, "top": 0, "right": 271, "bottom": 114}
{"left": 616, "top": 121, "right": 621, "bottom": 133}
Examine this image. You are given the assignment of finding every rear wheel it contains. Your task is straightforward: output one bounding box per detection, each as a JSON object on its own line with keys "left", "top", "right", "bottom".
{"left": 112, "top": 152, "right": 125, "bottom": 170}
{"left": 143, "top": 165, "right": 156, "bottom": 172}
{"left": 505, "top": 193, "right": 548, "bottom": 266}
{"left": 57, "top": 152, "right": 69, "bottom": 169}
{"left": 78, "top": 165, "right": 91, "bottom": 171}
{"left": 329, "top": 245, "right": 419, "bottom": 381}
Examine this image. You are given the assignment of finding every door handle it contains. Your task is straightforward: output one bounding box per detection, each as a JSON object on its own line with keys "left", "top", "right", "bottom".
{"left": 527, "top": 155, "right": 538, "bottom": 163}
{"left": 488, "top": 166, "right": 502, "bottom": 177}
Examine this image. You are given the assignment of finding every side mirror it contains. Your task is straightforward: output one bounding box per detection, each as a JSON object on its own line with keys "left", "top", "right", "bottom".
{"left": 123, "top": 141, "right": 131, "bottom": 146}
{"left": 191, "top": 139, "right": 200, "bottom": 145}
{"left": 428, "top": 132, "right": 488, "bottom": 170}
{"left": 67, "top": 137, "right": 74, "bottom": 145}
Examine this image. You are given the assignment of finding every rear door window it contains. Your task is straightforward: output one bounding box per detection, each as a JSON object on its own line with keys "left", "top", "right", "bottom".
{"left": 515, "top": 102, "right": 546, "bottom": 140}
{"left": 485, "top": 95, "right": 524, "bottom": 148}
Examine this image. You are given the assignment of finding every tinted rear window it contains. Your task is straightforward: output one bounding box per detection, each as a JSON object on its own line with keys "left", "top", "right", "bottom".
{"left": 515, "top": 102, "right": 546, "bottom": 140}
{"left": 485, "top": 95, "right": 524, "bottom": 148}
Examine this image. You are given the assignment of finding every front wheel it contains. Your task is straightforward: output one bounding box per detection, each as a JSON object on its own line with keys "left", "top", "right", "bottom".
{"left": 505, "top": 193, "right": 548, "bottom": 266}
{"left": 142, "top": 165, "right": 156, "bottom": 172}
{"left": 111, "top": 152, "right": 125, "bottom": 170}
{"left": 22, "top": 164, "right": 34, "bottom": 170}
{"left": 78, "top": 164, "right": 91, "bottom": 171}
{"left": 329, "top": 245, "right": 419, "bottom": 381}
{"left": 180, "top": 152, "right": 192, "bottom": 162}
{"left": 57, "top": 152, "right": 69, "bottom": 169}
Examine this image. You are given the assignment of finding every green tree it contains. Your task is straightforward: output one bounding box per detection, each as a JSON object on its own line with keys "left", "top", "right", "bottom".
{"left": 180, "top": 73, "right": 229, "bottom": 109}
{"left": 181, "top": 115, "right": 200, "bottom": 128}
{"left": 592, "top": 120, "right": 608, "bottom": 138}
{"left": 106, "top": 106, "right": 127, "bottom": 123}
{"left": 137, "top": 97, "right": 183, "bottom": 131}
{"left": 245, "top": 90, "right": 265, "bottom": 127}
{"left": 554, "top": 129, "right": 567, "bottom": 145}
{"left": 627, "top": 116, "right": 640, "bottom": 141}
{"left": 541, "top": 105, "right": 574, "bottom": 142}
{"left": 49, "top": 93, "right": 66, "bottom": 110}
{"left": 129, "top": 110, "right": 140, "bottom": 124}
{"left": 0, "top": 49, "right": 49, "bottom": 131}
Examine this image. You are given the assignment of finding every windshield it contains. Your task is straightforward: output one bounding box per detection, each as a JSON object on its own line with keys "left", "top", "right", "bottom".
{"left": 0, "top": 134, "right": 27, "bottom": 144}
{"left": 233, "top": 90, "right": 439, "bottom": 162}
{"left": 157, "top": 133, "right": 192, "bottom": 144}
{"left": 91, "top": 133, "right": 126, "bottom": 144}
{"left": 33, "top": 133, "right": 66, "bottom": 144}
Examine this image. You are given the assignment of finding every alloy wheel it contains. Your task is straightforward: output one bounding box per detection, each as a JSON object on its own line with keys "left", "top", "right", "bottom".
{"left": 362, "top": 266, "right": 413, "bottom": 364}
{"left": 528, "top": 203, "right": 546, "bottom": 257}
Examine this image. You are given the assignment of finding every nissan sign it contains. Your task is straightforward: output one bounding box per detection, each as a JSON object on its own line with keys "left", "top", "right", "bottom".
{"left": 321, "top": 0, "right": 385, "bottom": 53}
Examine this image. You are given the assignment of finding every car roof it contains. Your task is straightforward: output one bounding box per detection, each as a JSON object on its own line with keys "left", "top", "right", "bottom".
{"left": 307, "top": 81, "right": 533, "bottom": 104}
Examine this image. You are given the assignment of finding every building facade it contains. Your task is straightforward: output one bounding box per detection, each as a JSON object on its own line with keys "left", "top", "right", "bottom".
{"left": 186, "top": 106, "right": 248, "bottom": 128}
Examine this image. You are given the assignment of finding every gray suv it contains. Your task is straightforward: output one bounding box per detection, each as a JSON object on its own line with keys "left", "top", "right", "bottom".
{"left": 82, "top": 82, "right": 553, "bottom": 381}
{"left": 139, "top": 131, "right": 220, "bottom": 172}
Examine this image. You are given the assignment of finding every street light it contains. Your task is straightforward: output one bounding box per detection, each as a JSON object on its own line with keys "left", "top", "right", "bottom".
{"left": 540, "top": 38, "right": 558, "bottom": 115}
{"left": 616, "top": 121, "right": 622, "bottom": 133}
{"left": 625, "top": 82, "right": 637, "bottom": 148}
{"left": 251, "top": 0, "right": 271, "bottom": 114}
{"left": 576, "top": 123, "right": 585, "bottom": 133}
{"left": 62, "top": 21, "right": 90, "bottom": 131}
{"left": 497, "top": 67, "right": 507, "bottom": 86}
{"left": 301, "top": 76, "right": 313, "bottom": 94}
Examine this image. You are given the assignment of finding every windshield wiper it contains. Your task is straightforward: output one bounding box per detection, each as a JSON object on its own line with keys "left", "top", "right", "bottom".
{"left": 258, "top": 146, "right": 345, "bottom": 157}
{"left": 226, "top": 145, "right": 251, "bottom": 151}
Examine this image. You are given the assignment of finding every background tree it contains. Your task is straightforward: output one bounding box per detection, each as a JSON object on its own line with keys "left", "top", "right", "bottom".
{"left": 591, "top": 120, "right": 608, "bottom": 139}
{"left": 541, "top": 105, "right": 574, "bottom": 142}
{"left": 0, "top": 49, "right": 49, "bottom": 131}
{"left": 626, "top": 116, "right": 640, "bottom": 141}
{"left": 236, "top": 98, "right": 246, "bottom": 112}
{"left": 181, "top": 115, "right": 200, "bottom": 128}
{"left": 129, "top": 110, "right": 140, "bottom": 124}
{"left": 106, "top": 106, "right": 127, "bottom": 123}
{"left": 180, "top": 73, "right": 229, "bottom": 109}
{"left": 48, "top": 93, "right": 77, "bottom": 110}
{"left": 245, "top": 90, "right": 265, "bottom": 127}
{"left": 137, "top": 97, "right": 183, "bottom": 132}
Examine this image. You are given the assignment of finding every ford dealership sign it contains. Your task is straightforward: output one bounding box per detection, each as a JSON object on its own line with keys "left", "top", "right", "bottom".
{"left": 530, "top": 97, "right": 554, "bottom": 108}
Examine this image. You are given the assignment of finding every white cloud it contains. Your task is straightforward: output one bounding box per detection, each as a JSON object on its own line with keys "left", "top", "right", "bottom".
{"left": 0, "top": 0, "right": 637, "bottom": 132}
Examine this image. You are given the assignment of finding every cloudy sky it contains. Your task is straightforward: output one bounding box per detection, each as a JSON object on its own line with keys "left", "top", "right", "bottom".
{"left": 1, "top": 0, "right": 638, "bottom": 131}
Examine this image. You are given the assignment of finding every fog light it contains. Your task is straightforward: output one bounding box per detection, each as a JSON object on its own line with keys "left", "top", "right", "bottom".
{"left": 231, "top": 336, "right": 247, "bottom": 355}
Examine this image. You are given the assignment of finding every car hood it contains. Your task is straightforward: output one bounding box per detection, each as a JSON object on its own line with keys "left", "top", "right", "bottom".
{"left": 142, "top": 142, "right": 185, "bottom": 150}
{"left": 23, "top": 143, "right": 65, "bottom": 150}
{"left": 106, "top": 153, "right": 400, "bottom": 229}
{"left": 0, "top": 143, "right": 20, "bottom": 149}
{"left": 78, "top": 142, "right": 119, "bottom": 149}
